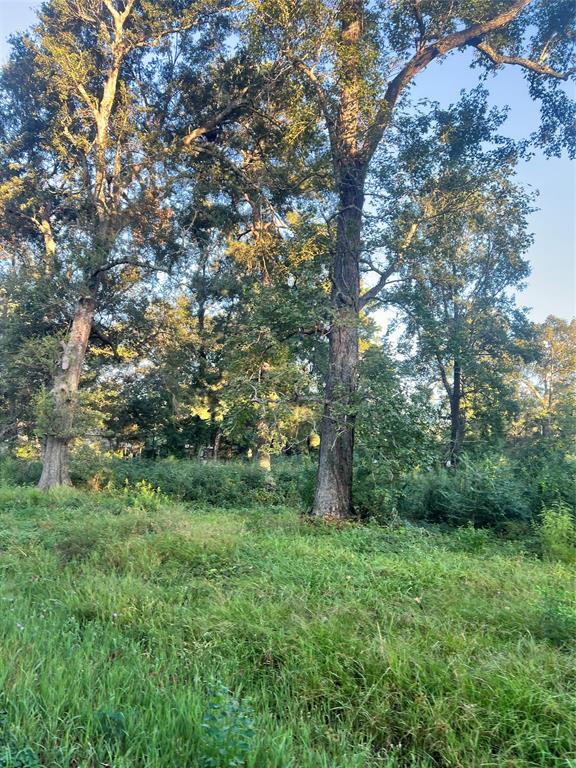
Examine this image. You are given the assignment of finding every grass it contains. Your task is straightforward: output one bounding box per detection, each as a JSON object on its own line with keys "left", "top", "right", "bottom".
{"left": 0, "top": 484, "right": 574, "bottom": 767}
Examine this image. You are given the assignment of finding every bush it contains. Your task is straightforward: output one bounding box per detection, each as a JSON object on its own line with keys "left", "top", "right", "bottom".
{"left": 2, "top": 445, "right": 571, "bottom": 532}
{"left": 537, "top": 502, "right": 576, "bottom": 564}
{"left": 0, "top": 442, "right": 111, "bottom": 488}
{"left": 446, "top": 522, "right": 495, "bottom": 553}
{"left": 105, "top": 456, "right": 318, "bottom": 508}
{"left": 536, "top": 598, "right": 576, "bottom": 649}
{"left": 352, "top": 457, "right": 402, "bottom": 523}
{"left": 520, "top": 450, "right": 576, "bottom": 515}
{"left": 0, "top": 708, "right": 40, "bottom": 768}
{"left": 271, "top": 455, "right": 316, "bottom": 507}
{"left": 107, "top": 458, "right": 276, "bottom": 507}
{"left": 0, "top": 457, "right": 42, "bottom": 486}
{"left": 0, "top": 450, "right": 314, "bottom": 509}
{"left": 69, "top": 443, "right": 113, "bottom": 488}
{"left": 200, "top": 685, "right": 255, "bottom": 768}
{"left": 399, "top": 455, "right": 532, "bottom": 529}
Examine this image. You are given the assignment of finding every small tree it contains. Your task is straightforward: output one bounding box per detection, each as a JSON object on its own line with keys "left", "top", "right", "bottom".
{"left": 516, "top": 316, "right": 576, "bottom": 446}
{"left": 383, "top": 94, "right": 534, "bottom": 463}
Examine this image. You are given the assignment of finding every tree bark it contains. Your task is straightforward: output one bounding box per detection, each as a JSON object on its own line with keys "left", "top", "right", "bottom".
{"left": 38, "top": 435, "right": 72, "bottom": 488}
{"left": 38, "top": 216, "right": 55, "bottom": 276}
{"left": 212, "top": 426, "right": 222, "bottom": 461}
{"left": 38, "top": 295, "right": 95, "bottom": 489}
{"left": 257, "top": 449, "right": 272, "bottom": 472}
{"left": 448, "top": 360, "right": 465, "bottom": 466}
{"left": 256, "top": 418, "right": 272, "bottom": 471}
{"left": 312, "top": 165, "right": 362, "bottom": 518}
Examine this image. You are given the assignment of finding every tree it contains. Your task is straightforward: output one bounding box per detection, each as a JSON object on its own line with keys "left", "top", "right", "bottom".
{"left": 0, "top": 237, "right": 66, "bottom": 447}
{"left": 247, "top": 0, "right": 576, "bottom": 517}
{"left": 0, "top": 0, "right": 226, "bottom": 487}
{"left": 169, "top": 69, "right": 331, "bottom": 468}
{"left": 354, "top": 343, "right": 438, "bottom": 517}
{"left": 222, "top": 219, "right": 329, "bottom": 468}
{"left": 380, "top": 93, "right": 534, "bottom": 463}
{"left": 516, "top": 316, "right": 576, "bottom": 445}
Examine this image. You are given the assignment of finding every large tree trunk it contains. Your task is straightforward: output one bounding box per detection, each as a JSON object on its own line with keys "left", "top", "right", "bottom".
{"left": 448, "top": 360, "right": 465, "bottom": 466}
{"left": 39, "top": 435, "right": 72, "bottom": 488}
{"left": 312, "top": 167, "right": 362, "bottom": 519}
{"left": 38, "top": 295, "right": 95, "bottom": 490}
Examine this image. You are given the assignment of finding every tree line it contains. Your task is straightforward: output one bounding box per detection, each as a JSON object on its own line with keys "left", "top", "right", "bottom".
{"left": 0, "top": 0, "right": 574, "bottom": 518}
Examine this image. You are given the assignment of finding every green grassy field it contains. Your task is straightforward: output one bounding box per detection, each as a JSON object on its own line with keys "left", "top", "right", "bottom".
{"left": 0, "top": 485, "right": 574, "bottom": 767}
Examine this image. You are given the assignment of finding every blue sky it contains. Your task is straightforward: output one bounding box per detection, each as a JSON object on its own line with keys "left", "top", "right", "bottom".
{"left": 1, "top": 0, "right": 574, "bottom": 321}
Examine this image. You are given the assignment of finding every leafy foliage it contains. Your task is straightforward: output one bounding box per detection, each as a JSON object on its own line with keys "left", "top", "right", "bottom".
{"left": 0, "top": 710, "right": 39, "bottom": 768}
{"left": 538, "top": 502, "right": 576, "bottom": 564}
{"left": 200, "top": 685, "right": 255, "bottom": 768}
{"left": 400, "top": 456, "right": 533, "bottom": 529}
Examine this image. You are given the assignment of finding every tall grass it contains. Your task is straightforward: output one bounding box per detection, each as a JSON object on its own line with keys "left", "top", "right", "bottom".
{"left": 0, "top": 485, "right": 574, "bottom": 766}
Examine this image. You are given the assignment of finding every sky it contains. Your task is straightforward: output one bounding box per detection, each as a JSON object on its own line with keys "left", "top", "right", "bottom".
{"left": 1, "top": 0, "right": 575, "bottom": 322}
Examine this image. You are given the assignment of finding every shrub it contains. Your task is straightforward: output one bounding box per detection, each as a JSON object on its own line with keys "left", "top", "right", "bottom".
{"left": 69, "top": 443, "right": 113, "bottom": 488}
{"left": 399, "top": 455, "right": 532, "bottom": 529}
{"left": 107, "top": 459, "right": 277, "bottom": 507}
{"left": 3, "top": 445, "right": 571, "bottom": 532}
{"left": 0, "top": 457, "right": 42, "bottom": 486}
{"left": 111, "top": 456, "right": 322, "bottom": 509}
{"left": 522, "top": 450, "right": 576, "bottom": 515}
{"left": 537, "top": 502, "right": 576, "bottom": 564}
{"left": 352, "top": 458, "right": 401, "bottom": 523}
{"left": 0, "top": 708, "right": 40, "bottom": 768}
{"left": 271, "top": 455, "right": 316, "bottom": 507}
{"left": 543, "top": 456, "right": 576, "bottom": 508}
{"left": 447, "top": 522, "right": 495, "bottom": 553}
{"left": 0, "top": 451, "right": 313, "bottom": 509}
{"left": 534, "top": 595, "right": 576, "bottom": 649}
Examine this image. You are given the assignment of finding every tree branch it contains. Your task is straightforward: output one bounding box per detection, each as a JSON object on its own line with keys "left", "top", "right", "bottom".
{"left": 362, "top": 0, "right": 535, "bottom": 160}
{"left": 359, "top": 221, "right": 418, "bottom": 309}
{"left": 412, "top": 1, "right": 427, "bottom": 52}
{"left": 182, "top": 89, "right": 250, "bottom": 146}
{"left": 90, "top": 258, "right": 170, "bottom": 281}
{"left": 436, "top": 353, "right": 453, "bottom": 399}
{"left": 473, "top": 40, "right": 574, "bottom": 80}
{"left": 287, "top": 56, "right": 338, "bottom": 152}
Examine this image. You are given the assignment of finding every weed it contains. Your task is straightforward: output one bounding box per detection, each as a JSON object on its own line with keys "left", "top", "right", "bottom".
{"left": 200, "top": 685, "right": 255, "bottom": 767}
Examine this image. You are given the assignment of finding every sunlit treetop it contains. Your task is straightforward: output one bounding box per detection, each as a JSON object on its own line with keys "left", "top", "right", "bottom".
{"left": 244, "top": 0, "right": 575, "bottom": 162}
